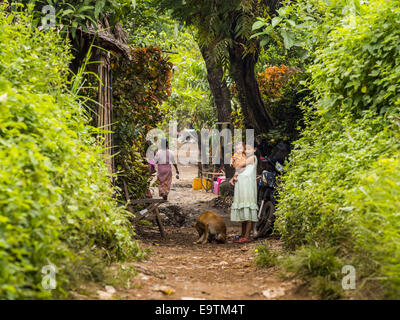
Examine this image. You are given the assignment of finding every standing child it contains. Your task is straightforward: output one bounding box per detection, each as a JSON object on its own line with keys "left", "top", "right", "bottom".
{"left": 229, "top": 142, "right": 246, "bottom": 186}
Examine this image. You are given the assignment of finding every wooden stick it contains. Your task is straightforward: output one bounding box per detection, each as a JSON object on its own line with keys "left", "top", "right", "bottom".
{"left": 136, "top": 204, "right": 156, "bottom": 221}
{"left": 122, "top": 179, "right": 134, "bottom": 213}
{"left": 130, "top": 198, "right": 166, "bottom": 205}
{"left": 154, "top": 206, "right": 166, "bottom": 238}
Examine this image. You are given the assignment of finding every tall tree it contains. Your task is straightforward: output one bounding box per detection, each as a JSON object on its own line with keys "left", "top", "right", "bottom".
{"left": 200, "top": 45, "right": 232, "bottom": 125}
{"left": 155, "top": 0, "right": 280, "bottom": 135}
{"left": 200, "top": 45, "right": 234, "bottom": 178}
{"left": 200, "top": 45, "right": 234, "bottom": 179}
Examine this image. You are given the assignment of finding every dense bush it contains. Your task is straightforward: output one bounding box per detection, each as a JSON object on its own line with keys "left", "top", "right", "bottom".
{"left": 0, "top": 7, "right": 138, "bottom": 298}
{"left": 257, "top": 65, "right": 307, "bottom": 144}
{"left": 275, "top": 0, "right": 400, "bottom": 298}
{"left": 350, "top": 157, "right": 400, "bottom": 297}
{"left": 112, "top": 46, "right": 173, "bottom": 199}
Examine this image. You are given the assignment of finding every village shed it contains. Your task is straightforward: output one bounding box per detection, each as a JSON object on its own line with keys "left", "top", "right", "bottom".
{"left": 78, "top": 20, "right": 132, "bottom": 175}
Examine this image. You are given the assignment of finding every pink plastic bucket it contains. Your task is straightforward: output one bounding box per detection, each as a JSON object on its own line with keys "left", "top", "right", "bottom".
{"left": 213, "top": 181, "right": 220, "bottom": 195}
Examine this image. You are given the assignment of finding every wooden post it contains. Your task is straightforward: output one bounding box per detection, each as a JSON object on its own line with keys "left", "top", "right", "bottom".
{"left": 154, "top": 207, "right": 166, "bottom": 238}
{"left": 129, "top": 199, "right": 167, "bottom": 238}
{"left": 97, "top": 50, "right": 114, "bottom": 176}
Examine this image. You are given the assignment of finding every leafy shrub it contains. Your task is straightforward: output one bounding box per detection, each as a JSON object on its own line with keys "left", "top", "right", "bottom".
{"left": 350, "top": 157, "right": 400, "bottom": 298}
{"left": 0, "top": 6, "right": 137, "bottom": 299}
{"left": 111, "top": 47, "right": 173, "bottom": 199}
{"left": 258, "top": 65, "right": 293, "bottom": 100}
{"left": 275, "top": 0, "right": 400, "bottom": 298}
{"left": 283, "top": 246, "right": 343, "bottom": 299}
{"left": 309, "top": 1, "right": 400, "bottom": 116}
{"left": 284, "top": 246, "right": 342, "bottom": 279}
{"left": 310, "top": 276, "right": 342, "bottom": 300}
{"left": 257, "top": 65, "right": 307, "bottom": 144}
{"left": 9, "top": 0, "right": 134, "bottom": 39}
{"left": 254, "top": 242, "right": 278, "bottom": 268}
{"left": 277, "top": 112, "right": 398, "bottom": 248}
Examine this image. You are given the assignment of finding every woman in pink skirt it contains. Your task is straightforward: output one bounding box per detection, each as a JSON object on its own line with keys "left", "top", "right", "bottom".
{"left": 154, "top": 138, "right": 179, "bottom": 200}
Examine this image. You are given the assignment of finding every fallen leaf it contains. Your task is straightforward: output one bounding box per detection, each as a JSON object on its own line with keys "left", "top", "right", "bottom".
{"left": 161, "top": 287, "right": 175, "bottom": 295}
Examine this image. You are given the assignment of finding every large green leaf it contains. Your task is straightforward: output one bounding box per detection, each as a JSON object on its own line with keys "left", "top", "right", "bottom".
{"left": 271, "top": 16, "right": 282, "bottom": 28}
{"left": 95, "top": 0, "right": 106, "bottom": 19}
{"left": 252, "top": 20, "right": 265, "bottom": 31}
{"left": 280, "top": 29, "right": 294, "bottom": 49}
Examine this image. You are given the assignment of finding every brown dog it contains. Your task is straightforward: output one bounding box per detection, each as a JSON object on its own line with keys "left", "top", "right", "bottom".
{"left": 193, "top": 211, "right": 226, "bottom": 244}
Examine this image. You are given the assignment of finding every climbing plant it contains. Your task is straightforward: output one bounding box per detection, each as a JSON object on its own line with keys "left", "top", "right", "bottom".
{"left": 112, "top": 46, "right": 173, "bottom": 199}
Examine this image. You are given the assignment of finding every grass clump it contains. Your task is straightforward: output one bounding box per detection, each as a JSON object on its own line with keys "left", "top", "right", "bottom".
{"left": 283, "top": 246, "right": 343, "bottom": 299}
{"left": 254, "top": 242, "right": 279, "bottom": 268}
{"left": 283, "top": 247, "right": 342, "bottom": 279}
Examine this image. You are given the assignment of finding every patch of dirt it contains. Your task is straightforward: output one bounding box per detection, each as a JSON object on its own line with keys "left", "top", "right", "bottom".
{"left": 123, "top": 225, "right": 310, "bottom": 300}
{"left": 82, "top": 165, "right": 313, "bottom": 300}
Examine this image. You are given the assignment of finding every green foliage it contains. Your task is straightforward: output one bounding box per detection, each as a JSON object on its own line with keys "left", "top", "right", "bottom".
{"left": 128, "top": 11, "right": 217, "bottom": 131}
{"left": 275, "top": 0, "right": 400, "bottom": 298}
{"left": 284, "top": 246, "right": 342, "bottom": 279}
{"left": 102, "top": 264, "right": 138, "bottom": 289}
{"left": 251, "top": 0, "right": 361, "bottom": 59}
{"left": 0, "top": 7, "right": 137, "bottom": 299}
{"left": 257, "top": 65, "right": 307, "bottom": 144}
{"left": 158, "top": 27, "right": 216, "bottom": 131}
{"left": 125, "top": 0, "right": 175, "bottom": 47}
{"left": 310, "top": 276, "right": 342, "bottom": 300}
{"left": 254, "top": 242, "right": 278, "bottom": 268}
{"left": 9, "top": 0, "right": 135, "bottom": 38}
{"left": 277, "top": 112, "right": 398, "bottom": 247}
{"left": 155, "top": 0, "right": 275, "bottom": 75}
{"left": 349, "top": 157, "right": 400, "bottom": 298}
{"left": 310, "top": 1, "right": 400, "bottom": 116}
{"left": 252, "top": 4, "right": 305, "bottom": 53}
{"left": 112, "top": 46, "right": 173, "bottom": 199}
{"left": 283, "top": 246, "right": 343, "bottom": 299}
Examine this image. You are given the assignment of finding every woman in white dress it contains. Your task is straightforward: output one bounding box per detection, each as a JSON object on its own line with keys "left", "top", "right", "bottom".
{"left": 230, "top": 144, "right": 258, "bottom": 243}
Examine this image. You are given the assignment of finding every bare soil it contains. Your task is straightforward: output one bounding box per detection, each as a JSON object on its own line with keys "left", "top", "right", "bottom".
{"left": 78, "top": 165, "right": 312, "bottom": 300}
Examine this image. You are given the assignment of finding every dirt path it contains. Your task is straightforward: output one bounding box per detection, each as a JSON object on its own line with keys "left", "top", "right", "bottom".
{"left": 81, "top": 165, "right": 311, "bottom": 300}
{"left": 108, "top": 165, "right": 311, "bottom": 300}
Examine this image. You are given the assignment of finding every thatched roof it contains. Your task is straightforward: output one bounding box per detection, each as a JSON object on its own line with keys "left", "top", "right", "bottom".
{"left": 80, "top": 21, "right": 132, "bottom": 60}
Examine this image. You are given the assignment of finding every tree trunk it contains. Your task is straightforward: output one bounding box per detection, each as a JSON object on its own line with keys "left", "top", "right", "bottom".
{"left": 200, "top": 46, "right": 232, "bottom": 124}
{"left": 229, "top": 42, "right": 274, "bottom": 136}
{"left": 200, "top": 45, "right": 235, "bottom": 179}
